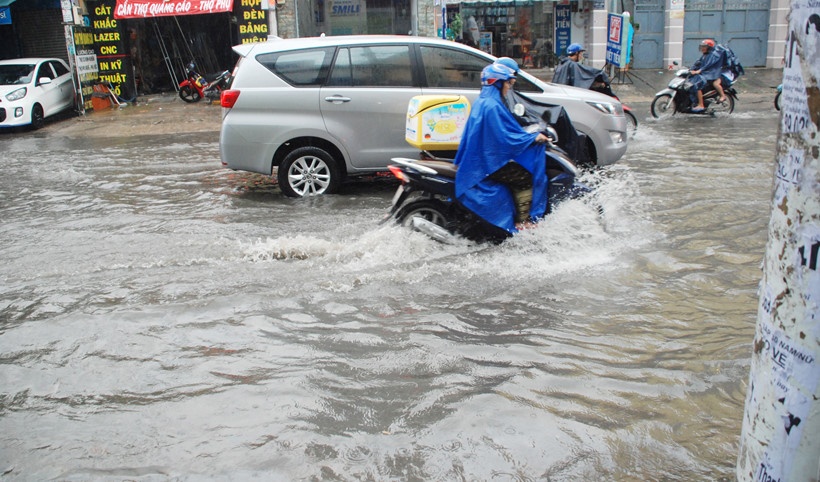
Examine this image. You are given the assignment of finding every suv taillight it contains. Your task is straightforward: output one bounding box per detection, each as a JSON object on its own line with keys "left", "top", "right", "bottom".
{"left": 221, "top": 90, "right": 240, "bottom": 108}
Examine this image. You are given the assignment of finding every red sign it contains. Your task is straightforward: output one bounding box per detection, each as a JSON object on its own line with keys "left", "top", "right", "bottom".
{"left": 608, "top": 15, "right": 622, "bottom": 43}
{"left": 114, "top": 0, "right": 234, "bottom": 19}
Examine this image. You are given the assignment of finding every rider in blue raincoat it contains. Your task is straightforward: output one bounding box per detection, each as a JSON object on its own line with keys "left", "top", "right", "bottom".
{"left": 453, "top": 63, "right": 549, "bottom": 233}
{"left": 688, "top": 39, "right": 724, "bottom": 111}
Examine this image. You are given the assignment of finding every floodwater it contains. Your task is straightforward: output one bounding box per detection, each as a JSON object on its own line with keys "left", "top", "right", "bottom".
{"left": 0, "top": 105, "right": 778, "bottom": 480}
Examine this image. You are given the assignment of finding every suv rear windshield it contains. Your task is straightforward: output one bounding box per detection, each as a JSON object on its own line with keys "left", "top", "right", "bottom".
{"left": 256, "top": 47, "right": 335, "bottom": 86}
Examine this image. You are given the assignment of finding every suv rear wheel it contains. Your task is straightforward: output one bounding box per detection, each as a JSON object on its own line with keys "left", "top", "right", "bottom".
{"left": 277, "top": 146, "right": 341, "bottom": 197}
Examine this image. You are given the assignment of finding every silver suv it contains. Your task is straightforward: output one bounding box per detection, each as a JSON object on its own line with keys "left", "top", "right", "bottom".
{"left": 219, "top": 35, "right": 627, "bottom": 197}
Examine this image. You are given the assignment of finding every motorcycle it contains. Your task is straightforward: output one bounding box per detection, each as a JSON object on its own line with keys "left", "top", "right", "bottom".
{"left": 381, "top": 95, "right": 591, "bottom": 245}
{"left": 650, "top": 64, "right": 737, "bottom": 118}
{"left": 178, "top": 61, "right": 231, "bottom": 104}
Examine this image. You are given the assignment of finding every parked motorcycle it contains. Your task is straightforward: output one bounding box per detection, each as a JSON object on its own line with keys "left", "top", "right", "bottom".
{"left": 381, "top": 95, "right": 591, "bottom": 245}
{"left": 650, "top": 65, "right": 737, "bottom": 118}
{"left": 178, "top": 61, "right": 231, "bottom": 104}
{"left": 774, "top": 83, "right": 783, "bottom": 111}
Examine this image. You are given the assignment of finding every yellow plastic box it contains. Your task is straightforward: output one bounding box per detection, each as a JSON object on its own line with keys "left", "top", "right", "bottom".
{"left": 405, "top": 95, "right": 471, "bottom": 150}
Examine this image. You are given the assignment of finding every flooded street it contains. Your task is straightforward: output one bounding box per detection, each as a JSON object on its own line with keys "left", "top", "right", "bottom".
{"left": 1, "top": 102, "right": 778, "bottom": 480}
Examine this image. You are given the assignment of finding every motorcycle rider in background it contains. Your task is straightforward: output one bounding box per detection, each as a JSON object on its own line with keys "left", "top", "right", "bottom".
{"left": 454, "top": 63, "right": 550, "bottom": 233}
{"left": 551, "top": 43, "right": 610, "bottom": 91}
{"left": 689, "top": 39, "right": 725, "bottom": 112}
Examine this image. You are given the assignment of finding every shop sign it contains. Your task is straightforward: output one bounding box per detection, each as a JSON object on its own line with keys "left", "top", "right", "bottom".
{"left": 606, "top": 13, "right": 633, "bottom": 68}
{"left": 0, "top": 7, "right": 11, "bottom": 25}
{"left": 236, "top": 0, "right": 268, "bottom": 44}
{"left": 73, "top": 27, "right": 99, "bottom": 111}
{"left": 554, "top": 4, "right": 571, "bottom": 55}
{"left": 114, "top": 0, "right": 234, "bottom": 19}
{"left": 89, "top": 2, "right": 134, "bottom": 101}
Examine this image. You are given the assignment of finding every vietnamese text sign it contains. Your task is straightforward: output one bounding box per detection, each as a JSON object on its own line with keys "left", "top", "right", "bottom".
{"left": 555, "top": 4, "right": 571, "bottom": 55}
{"left": 114, "top": 0, "right": 234, "bottom": 19}
{"left": 606, "top": 13, "right": 625, "bottom": 67}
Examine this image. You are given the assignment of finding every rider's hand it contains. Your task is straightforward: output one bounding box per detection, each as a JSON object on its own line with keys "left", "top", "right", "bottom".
{"left": 535, "top": 133, "right": 549, "bottom": 144}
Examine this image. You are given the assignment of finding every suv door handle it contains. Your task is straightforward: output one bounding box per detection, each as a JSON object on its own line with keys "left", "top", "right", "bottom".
{"left": 324, "top": 95, "right": 352, "bottom": 104}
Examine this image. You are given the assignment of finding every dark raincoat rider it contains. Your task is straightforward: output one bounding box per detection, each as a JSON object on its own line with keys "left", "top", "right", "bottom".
{"left": 551, "top": 43, "right": 610, "bottom": 90}
{"left": 453, "top": 63, "right": 549, "bottom": 233}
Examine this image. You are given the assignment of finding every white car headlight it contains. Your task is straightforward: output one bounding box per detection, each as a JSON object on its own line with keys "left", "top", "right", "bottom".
{"left": 586, "top": 100, "right": 619, "bottom": 115}
{"left": 6, "top": 87, "right": 27, "bottom": 102}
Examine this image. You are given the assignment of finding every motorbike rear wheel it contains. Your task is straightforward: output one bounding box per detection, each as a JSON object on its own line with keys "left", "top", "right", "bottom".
{"left": 650, "top": 94, "right": 675, "bottom": 119}
{"left": 711, "top": 94, "right": 735, "bottom": 115}
{"left": 179, "top": 86, "right": 201, "bottom": 103}
{"left": 396, "top": 200, "right": 450, "bottom": 230}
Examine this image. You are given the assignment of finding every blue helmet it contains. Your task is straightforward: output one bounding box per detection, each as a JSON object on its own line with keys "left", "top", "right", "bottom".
{"left": 566, "top": 43, "right": 585, "bottom": 55}
{"left": 496, "top": 57, "right": 520, "bottom": 73}
{"left": 481, "top": 63, "right": 516, "bottom": 86}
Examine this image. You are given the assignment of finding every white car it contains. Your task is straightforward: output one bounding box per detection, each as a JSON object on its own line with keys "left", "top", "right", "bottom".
{"left": 220, "top": 35, "right": 627, "bottom": 197}
{"left": 0, "top": 58, "right": 76, "bottom": 129}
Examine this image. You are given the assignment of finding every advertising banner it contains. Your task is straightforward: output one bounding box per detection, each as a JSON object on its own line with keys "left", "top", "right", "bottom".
{"left": 606, "top": 13, "right": 633, "bottom": 68}
{"left": 0, "top": 6, "right": 11, "bottom": 25}
{"left": 554, "top": 4, "right": 571, "bottom": 56}
{"left": 89, "top": 1, "right": 135, "bottom": 101}
{"left": 236, "top": 0, "right": 268, "bottom": 44}
{"left": 114, "top": 0, "right": 234, "bottom": 19}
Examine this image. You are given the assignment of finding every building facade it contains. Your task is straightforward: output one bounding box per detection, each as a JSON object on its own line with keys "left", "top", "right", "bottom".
{"left": 0, "top": 0, "right": 786, "bottom": 113}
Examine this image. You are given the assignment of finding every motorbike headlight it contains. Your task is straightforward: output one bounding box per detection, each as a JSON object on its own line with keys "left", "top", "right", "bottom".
{"left": 5, "top": 87, "right": 27, "bottom": 101}
{"left": 586, "top": 100, "right": 620, "bottom": 116}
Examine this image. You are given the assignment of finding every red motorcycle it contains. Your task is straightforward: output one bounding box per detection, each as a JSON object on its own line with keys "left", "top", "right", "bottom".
{"left": 178, "top": 61, "right": 231, "bottom": 104}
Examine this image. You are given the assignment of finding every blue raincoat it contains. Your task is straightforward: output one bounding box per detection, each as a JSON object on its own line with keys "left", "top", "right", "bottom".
{"left": 453, "top": 84, "right": 548, "bottom": 233}
{"left": 688, "top": 48, "right": 724, "bottom": 102}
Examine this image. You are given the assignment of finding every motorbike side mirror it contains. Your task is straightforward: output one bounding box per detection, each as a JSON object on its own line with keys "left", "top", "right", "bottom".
{"left": 513, "top": 103, "right": 525, "bottom": 117}
{"left": 545, "top": 126, "right": 559, "bottom": 144}
{"left": 673, "top": 61, "right": 679, "bottom": 66}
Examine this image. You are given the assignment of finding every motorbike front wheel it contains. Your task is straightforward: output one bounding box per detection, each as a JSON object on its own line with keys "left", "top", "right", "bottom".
{"left": 774, "top": 91, "right": 782, "bottom": 111}
{"left": 650, "top": 94, "right": 675, "bottom": 119}
{"left": 625, "top": 110, "right": 638, "bottom": 132}
{"left": 179, "top": 86, "right": 201, "bottom": 103}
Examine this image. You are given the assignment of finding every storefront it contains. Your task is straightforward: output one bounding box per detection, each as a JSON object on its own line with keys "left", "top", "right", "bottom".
{"left": 287, "top": 0, "right": 414, "bottom": 37}
{"left": 440, "top": 1, "right": 556, "bottom": 68}
{"left": 0, "top": 0, "right": 68, "bottom": 61}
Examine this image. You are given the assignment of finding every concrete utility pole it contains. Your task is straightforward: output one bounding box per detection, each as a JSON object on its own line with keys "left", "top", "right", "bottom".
{"left": 736, "top": 0, "right": 820, "bottom": 480}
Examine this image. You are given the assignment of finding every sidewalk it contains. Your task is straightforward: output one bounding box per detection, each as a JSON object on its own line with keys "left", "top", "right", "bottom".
{"left": 40, "top": 67, "right": 784, "bottom": 139}
{"left": 528, "top": 67, "right": 784, "bottom": 104}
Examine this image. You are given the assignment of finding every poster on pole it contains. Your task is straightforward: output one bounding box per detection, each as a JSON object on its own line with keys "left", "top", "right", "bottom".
{"left": 554, "top": 4, "right": 571, "bottom": 56}
{"left": 606, "top": 13, "right": 625, "bottom": 67}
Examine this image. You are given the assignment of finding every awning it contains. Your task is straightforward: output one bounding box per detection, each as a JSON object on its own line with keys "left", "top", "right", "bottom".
{"left": 114, "top": 0, "right": 234, "bottom": 19}
{"left": 0, "top": 0, "right": 16, "bottom": 7}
